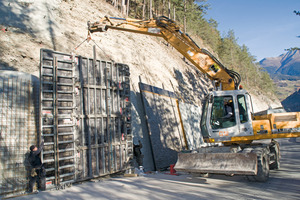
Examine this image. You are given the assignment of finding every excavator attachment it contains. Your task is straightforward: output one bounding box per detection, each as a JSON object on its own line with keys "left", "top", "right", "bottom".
{"left": 174, "top": 152, "right": 257, "bottom": 175}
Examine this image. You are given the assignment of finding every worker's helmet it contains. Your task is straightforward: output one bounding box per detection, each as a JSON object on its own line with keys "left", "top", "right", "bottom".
{"left": 224, "top": 99, "right": 233, "bottom": 105}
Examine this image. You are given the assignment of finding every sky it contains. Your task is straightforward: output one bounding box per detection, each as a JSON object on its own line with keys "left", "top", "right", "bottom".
{"left": 204, "top": 0, "right": 300, "bottom": 61}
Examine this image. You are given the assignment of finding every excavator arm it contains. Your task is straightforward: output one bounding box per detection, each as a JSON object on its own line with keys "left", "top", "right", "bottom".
{"left": 88, "top": 16, "right": 241, "bottom": 91}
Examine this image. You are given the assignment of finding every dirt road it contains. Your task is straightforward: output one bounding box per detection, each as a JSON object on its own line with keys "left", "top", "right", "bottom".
{"left": 15, "top": 138, "right": 300, "bottom": 200}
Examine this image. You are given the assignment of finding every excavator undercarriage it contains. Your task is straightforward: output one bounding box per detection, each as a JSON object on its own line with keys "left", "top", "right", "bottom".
{"left": 175, "top": 140, "right": 280, "bottom": 182}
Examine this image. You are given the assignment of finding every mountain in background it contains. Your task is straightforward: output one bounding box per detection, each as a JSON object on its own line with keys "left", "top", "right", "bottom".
{"left": 259, "top": 49, "right": 300, "bottom": 111}
{"left": 260, "top": 49, "right": 300, "bottom": 79}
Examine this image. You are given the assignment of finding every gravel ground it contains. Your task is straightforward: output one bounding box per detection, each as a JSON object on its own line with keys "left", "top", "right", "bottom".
{"left": 14, "top": 138, "right": 300, "bottom": 200}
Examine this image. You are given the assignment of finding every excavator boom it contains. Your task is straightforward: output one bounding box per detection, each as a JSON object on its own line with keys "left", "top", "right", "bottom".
{"left": 88, "top": 16, "right": 240, "bottom": 91}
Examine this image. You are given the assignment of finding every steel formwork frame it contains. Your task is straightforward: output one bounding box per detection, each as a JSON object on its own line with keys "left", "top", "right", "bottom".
{"left": 40, "top": 49, "right": 132, "bottom": 189}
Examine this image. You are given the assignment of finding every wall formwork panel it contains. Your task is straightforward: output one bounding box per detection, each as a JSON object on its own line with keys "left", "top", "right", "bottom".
{"left": 40, "top": 49, "right": 132, "bottom": 189}
{"left": 178, "top": 102, "right": 204, "bottom": 150}
{"left": 139, "top": 83, "right": 185, "bottom": 170}
{"left": 138, "top": 83, "right": 206, "bottom": 170}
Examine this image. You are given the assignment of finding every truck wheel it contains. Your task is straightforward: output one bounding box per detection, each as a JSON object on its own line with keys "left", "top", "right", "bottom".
{"left": 246, "top": 147, "right": 269, "bottom": 182}
{"left": 269, "top": 141, "right": 280, "bottom": 170}
{"left": 255, "top": 148, "right": 270, "bottom": 182}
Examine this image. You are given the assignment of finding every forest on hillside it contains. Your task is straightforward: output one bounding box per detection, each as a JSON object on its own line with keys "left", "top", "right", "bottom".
{"left": 106, "top": 0, "right": 275, "bottom": 94}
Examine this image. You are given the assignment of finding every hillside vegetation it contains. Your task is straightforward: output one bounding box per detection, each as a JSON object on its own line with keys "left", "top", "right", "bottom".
{"left": 123, "top": 0, "right": 276, "bottom": 95}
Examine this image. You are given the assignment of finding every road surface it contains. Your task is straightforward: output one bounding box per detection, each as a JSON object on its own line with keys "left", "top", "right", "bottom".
{"left": 15, "top": 138, "right": 300, "bottom": 200}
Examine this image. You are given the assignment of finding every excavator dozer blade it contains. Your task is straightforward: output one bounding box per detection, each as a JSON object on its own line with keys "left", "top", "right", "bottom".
{"left": 174, "top": 152, "right": 257, "bottom": 175}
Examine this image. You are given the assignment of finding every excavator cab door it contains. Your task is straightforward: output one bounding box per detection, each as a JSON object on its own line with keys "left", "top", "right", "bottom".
{"left": 202, "top": 90, "right": 254, "bottom": 142}
{"left": 236, "top": 93, "right": 254, "bottom": 137}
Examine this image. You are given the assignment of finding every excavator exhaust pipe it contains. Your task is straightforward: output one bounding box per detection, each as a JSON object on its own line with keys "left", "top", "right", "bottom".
{"left": 174, "top": 152, "right": 257, "bottom": 175}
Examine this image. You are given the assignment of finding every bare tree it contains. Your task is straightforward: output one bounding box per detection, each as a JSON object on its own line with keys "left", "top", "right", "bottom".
{"left": 173, "top": 6, "right": 175, "bottom": 20}
{"left": 149, "top": 0, "right": 153, "bottom": 18}
{"left": 134, "top": 0, "right": 137, "bottom": 18}
{"left": 121, "top": 0, "right": 125, "bottom": 14}
{"left": 126, "top": 0, "right": 130, "bottom": 16}
{"left": 143, "top": 0, "right": 146, "bottom": 19}
{"left": 162, "top": 0, "right": 165, "bottom": 16}
{"left": 168, "top": 0, "right": 171, "bottom": 18}
{"left": 183, "top": 0, "right": 186, "bottom": 33}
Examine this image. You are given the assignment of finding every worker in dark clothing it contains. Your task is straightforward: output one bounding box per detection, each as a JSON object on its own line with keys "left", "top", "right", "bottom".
{"left": 223, "top": 100, "right": 233, "bottom": 119}
{"left": 221, "top": 99, "right": 235, "bottom": 128}
{"left": 28, "top": 140, "right": 46, "bottom": 193}
{"left": 133, "top": 140, "right": 144, "bottom": 167}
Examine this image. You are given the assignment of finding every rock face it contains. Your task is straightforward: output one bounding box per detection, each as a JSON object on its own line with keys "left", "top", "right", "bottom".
{"left": 281, "top": 89, "right": 300, "bottom": 112}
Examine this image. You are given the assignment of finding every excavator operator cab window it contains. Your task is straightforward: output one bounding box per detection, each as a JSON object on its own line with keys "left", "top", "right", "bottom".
{"left": 237, "top": 95, "right": 249, "bottom": 123}
{"left": 210, "top": 96, "right": 236, "bottom": 129}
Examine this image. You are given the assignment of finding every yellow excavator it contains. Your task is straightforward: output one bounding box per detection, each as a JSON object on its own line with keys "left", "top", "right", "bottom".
{"left": 88, "top": 16, "right": 300, "bottom": 181}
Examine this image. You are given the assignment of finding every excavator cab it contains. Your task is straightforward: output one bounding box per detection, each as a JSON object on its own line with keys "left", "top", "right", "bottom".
{"left": 174, "top": 90, "right": 260, "bottom": 177}
{"left": 201, "top": 90, "right": 254, "bottom": 143}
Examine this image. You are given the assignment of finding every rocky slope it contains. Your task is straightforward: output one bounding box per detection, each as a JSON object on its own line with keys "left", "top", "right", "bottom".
{"left": 281, "top": 89, "right": 300, "bottom": 112}
{"left": 0, "top": 0, "right": 212, "bottom": 104}
{"left": 0, "top": 1, "right": 281, "bottom": 118}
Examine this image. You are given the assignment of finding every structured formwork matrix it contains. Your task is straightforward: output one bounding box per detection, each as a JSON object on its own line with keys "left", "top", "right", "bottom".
{"left": 40, "top": 49, "right": 132, "bottom": 189}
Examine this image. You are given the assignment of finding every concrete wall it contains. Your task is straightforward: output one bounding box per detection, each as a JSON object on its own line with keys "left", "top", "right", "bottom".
{"left": 133, "top": 83, "right": 205, "bottom": 171}
{"left": 139, "top": 83, "right": 185, "bottom": 170}
{"left": 178, "top": 102, "right": 204, "bottom": 150}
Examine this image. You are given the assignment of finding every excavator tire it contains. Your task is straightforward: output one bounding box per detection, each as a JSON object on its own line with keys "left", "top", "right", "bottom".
{"left": 269, "top": 141, "right": 280, "bottom": 170}
{"left": 246, "top": 146, "right": 270, "bottom": 182}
